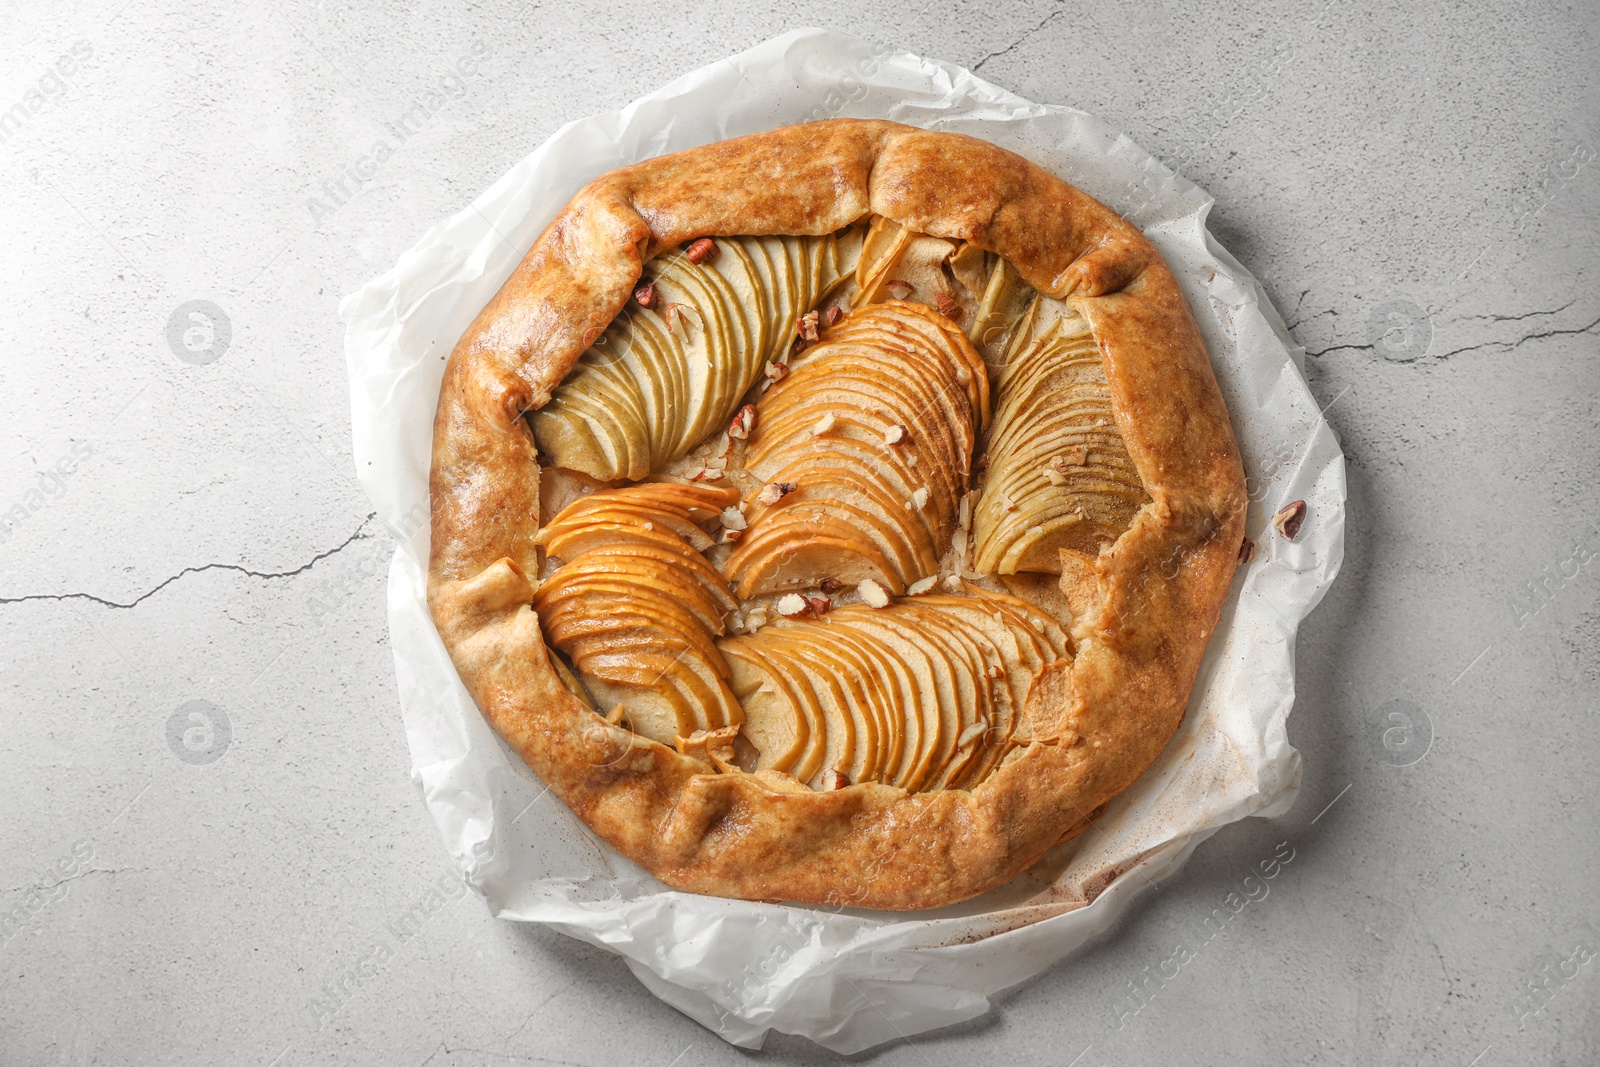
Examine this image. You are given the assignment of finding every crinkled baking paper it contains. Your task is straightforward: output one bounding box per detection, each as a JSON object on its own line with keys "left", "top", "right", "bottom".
{"left": 341, "top": 27, "right": 1345, "bottom": 1054}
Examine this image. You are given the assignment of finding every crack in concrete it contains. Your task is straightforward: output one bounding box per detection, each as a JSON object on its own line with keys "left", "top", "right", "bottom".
{"left": 1457, "top": 297, "right": 1577, "bottom": 323}
{"left": 1303, "top": 309, "right": 1600, "bottom": 361}
{"left": 972, "top": 7, "right": 1064, "bottom": 71}
{"left": 421, "top": 1043, "right": 590, "bottom": 1067}
{"left": 0, "top": 513, "right": 379, "bottom": 610}
{"left": 1286, "top": 306, "right": 1336, "bottom": 332}
{"left": 1304, "top": 342, "right": 1374, "bottom": 358}
{"left": 4, "top": 867, "right": 161, "bottom": 894}
{"left": 1432, "top": 310, "right": 1600, "bottom": 361}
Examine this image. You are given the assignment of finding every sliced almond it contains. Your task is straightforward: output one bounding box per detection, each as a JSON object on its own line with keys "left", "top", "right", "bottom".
{"left": 775, "top": 593, "right": 809, "bottom": 618}
{"left": 907, "top": 575, "right": 938, "bottom": 595}
{"left": 857, "top": 579, "right": 890, "bottom": 608}
{"left": 756, "top": 481, "right": 798, "bottom": 506}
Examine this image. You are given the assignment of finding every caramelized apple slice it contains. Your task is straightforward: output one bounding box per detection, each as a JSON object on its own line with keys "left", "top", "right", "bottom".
{"left": 534, "top": 482, "right": 743, "bottom": 749}
{"left": 726, "top": 516, "right": 905, "bottom": 596}
{"left": 824, "top": 622, "right": 918, "bottom": 783}
{"left": 754, "top": 398, "right": 963, "bottom": 536}
{"left": 743, "top": 625, "right": 869, "bottom": 788}
{"left": 726, "top": 302, "right": 988, "bottom": 595}
{"left": 753, "top": 369, "right": 968, "bottom": 507}
{"left": 723, "top": 646, "right": 812, "bottom": 775}
{"left": 738, "top": 464, "right": 939, "bottom": 575}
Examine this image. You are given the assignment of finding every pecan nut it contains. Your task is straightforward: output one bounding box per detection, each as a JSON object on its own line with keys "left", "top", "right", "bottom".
{"left": 684, "top": 237, "right": 717, "bottom": 264}
{"left": 1271, "top": 500, "right": 1307, "bottom": 540}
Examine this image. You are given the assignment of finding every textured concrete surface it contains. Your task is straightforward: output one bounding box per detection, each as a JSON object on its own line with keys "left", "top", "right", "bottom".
{"left": 3, "top": 0, "right": 1598, "bottom": 1063}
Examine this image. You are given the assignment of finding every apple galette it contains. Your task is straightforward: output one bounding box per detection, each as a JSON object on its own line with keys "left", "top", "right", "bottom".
{"left": 428, "top": 119, "right": 1247, "bottom": 910}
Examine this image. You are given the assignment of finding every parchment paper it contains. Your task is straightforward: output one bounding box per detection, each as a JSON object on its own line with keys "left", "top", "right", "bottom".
{"left": 340, "top": 28, "right": 1345, "bottom": 1053}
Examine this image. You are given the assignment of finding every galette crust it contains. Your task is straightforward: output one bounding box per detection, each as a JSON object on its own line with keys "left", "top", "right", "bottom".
{"left": 427, "top": 119, "right": 1246, "bottom": 911}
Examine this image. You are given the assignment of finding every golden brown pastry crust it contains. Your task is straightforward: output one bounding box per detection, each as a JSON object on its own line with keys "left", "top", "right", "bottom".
{"left": 427, "top": 119, "right": 1246, "bottom": 911}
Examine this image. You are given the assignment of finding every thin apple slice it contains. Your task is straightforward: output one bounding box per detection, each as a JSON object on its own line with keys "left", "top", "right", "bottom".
{"left": 754, "top": 400, "right": 958, "bottom": 518}
{"left": 734, "top": 638, "right": 833, "bottom": 785}
{"left": 970, "top": 256, "right": 1038, "bottom": 372}
{"left": 723, "top": 646, "right": 811, "bottom": 775}
{"left": 853, "top": 215, "right": 912, "bottom": 302}
{"left": 544, "top": 539, "right": 734, "bottom": 610}
{"left": 975, "top": 294, "right": 1151, "bottom": 573}
{"left": 726, "top": 519, "right": 903, "bottom": 596}
{"left": 828, "top": 301, "right": 989, "bottom": 422}
{"left": 739, "top": 462, "right": 939, "bottom": 576}
{"left": 533, "top": 233, "right": 844, "bottom": 480}
{"left": 818, "top": 622, "right": 923, "bottom": 787}
{"left": 828, "top": 607, "right": 959, "bottom": 793}
{"left": 755, "top": 365, "right": 968, "bottom": 489}
{"left": 745, "top": 624, "right": 867, "bottom": 788}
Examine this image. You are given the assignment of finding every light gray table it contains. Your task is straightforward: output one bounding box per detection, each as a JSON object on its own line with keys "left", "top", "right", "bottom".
{"left": 3, "top": 2, "right": 1597, "bottom": 1064}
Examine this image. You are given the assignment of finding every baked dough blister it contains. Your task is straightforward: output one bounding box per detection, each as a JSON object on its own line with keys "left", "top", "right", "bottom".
{"left": 428, "top": 119, "right": 1247, "bottom": 911}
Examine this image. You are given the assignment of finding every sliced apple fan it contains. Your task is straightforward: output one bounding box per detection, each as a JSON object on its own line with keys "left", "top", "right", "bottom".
{"left": 531, "top": 219, "right": 1150, "bottom": 792}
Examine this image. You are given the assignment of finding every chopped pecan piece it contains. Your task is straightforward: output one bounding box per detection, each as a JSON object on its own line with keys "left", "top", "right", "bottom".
{"left": 1272, "top": 500, "right": 1307, "bottom": 540}
{"left": 632, "top": 279, "right": 658, "bottom": 309}
{"left": 727, "top": 403, "right": 757, "bottom": 440}
{"left": 684, "top": 237, "right": 717, "bottom": 264}
{"left": 796, "top": 309, "right": 820, "bottom": 342}
{"left": 664, "top": 302, "right": 699, "bottom": 336}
